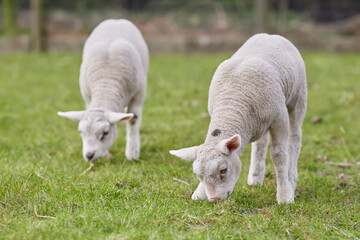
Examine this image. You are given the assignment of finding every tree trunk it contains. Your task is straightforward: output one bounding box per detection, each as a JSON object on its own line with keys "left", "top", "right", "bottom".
{"left": 213, "top": 2, "right": 228, "bottom": 31}
{"left": 255, "top": 0, "right": 267, "bottom": 33}
{"left": 31, "top": 0, "right": 44, "bottom": 52}
{"left": 277, "top": 0, "right": 288, "bottom": 34}
{"left": 3, "top": 0, "right": 15, "bottom": 31}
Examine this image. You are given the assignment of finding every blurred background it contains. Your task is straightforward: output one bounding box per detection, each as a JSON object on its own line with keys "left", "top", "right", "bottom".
{"left": 1, "top": 0, "right": 360, "bottom": 53}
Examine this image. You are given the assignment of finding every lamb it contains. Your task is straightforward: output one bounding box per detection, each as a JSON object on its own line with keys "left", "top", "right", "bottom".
{"left": 58, "top": 19, "right": 149, "bottom": 161}
{"left": 170, "top": 34, "right": 307, "bottom": 204}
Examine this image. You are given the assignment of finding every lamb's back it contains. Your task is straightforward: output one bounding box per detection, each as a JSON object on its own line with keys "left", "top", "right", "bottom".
{"left": 206, "top": 34, "right": 306, "bottom": 143}
{"left": 232, "top": 34, "right": 306, "bottom": 103}
{"left": 83, "top": 19, "right": 148, "bottom": 73}
{"left": 79, "top": 19, "right": 148, "bottom": 110}
{"left": 209, "top": 34, "right": 306, "bottom": 116}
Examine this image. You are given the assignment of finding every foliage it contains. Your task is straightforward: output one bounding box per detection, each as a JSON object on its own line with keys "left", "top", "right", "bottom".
{"left": 7, "top": 0, "right": 254, "bottom": 11}
{"left": 0, "top": 52, "right": 359, "bottom": 239}
{"left": 2, "top": 0, "right": 14, "bottom": 28}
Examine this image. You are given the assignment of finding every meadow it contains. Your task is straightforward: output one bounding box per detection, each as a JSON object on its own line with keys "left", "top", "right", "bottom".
{"left": 0, "top": 52, "right": 359, "bottom": 239}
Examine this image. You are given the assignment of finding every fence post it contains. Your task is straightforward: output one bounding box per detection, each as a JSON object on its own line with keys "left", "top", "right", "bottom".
{"left": 255, "top": 0, "right": 267, "bottom": 33}
{"left": 31, "top": 0, "right": 44, "bottom": 52}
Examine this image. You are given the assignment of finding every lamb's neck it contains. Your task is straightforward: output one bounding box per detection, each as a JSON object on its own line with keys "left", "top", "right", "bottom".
{"left": 88, "top": 79, "right": 128, "bottom": 112}
{"left": 204, "top": 108, "right": 253, "bottom": 152}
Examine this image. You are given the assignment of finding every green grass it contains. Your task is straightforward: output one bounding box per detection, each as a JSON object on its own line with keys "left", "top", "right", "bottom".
{"left": 0, "top": 52, "right": 359, "bottom": 239}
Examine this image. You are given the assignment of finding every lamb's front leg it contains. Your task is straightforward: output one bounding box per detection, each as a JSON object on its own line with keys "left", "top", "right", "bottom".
{"left": 248, "top": 132, "right": 269, "bottom": 186}
{"left": 270, "top": 115, "right": 294, "bottom": 204}
{"left": 191, "top": 182, "right": 207, "bottom": 200}
{"left": 125, "top": 101, "right": 142, "bottom": 160}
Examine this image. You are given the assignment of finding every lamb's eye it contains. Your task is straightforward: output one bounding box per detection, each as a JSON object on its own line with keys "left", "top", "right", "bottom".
{"left": 100, "top": 131, "right": 109, "bottom": 141}
{"left": 220, "top": 167, "right": 227, "bottom": 174}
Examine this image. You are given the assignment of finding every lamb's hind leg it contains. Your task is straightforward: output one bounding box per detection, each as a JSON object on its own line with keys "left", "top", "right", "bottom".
{"left": 270, "top": 109, "right": 294, "bottom": 204}
{"left": 248, "top": 132, "right": 269, "bottom": 186}
{"left": 125, "top": 93, "right": 144, "bottom": 160}
{"left": 288, "top": 96, "right": 306, "bottom": 191}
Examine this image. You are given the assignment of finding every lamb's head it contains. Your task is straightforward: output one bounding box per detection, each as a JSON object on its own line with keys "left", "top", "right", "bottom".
{"left": 170, "top": 134, "right": 242, "bottom": 203}
{"left": 58, "top": 109, "right": 133, "bottom": 161}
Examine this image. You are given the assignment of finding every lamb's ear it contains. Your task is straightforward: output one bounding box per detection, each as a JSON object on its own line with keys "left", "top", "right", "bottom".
{"left": 219, "top": 134, "right": 241, "bottom": 155}
{"left": 107, "top": 112, "right": 134, "bottom": 124}
{"left": 57, "top": 111, "right": 85, "bottom": 122}
{"left": 169, "top": 146, "right": 199, "bottom": 161}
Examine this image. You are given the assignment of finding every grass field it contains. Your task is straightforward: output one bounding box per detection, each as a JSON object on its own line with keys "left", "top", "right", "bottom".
{"left": 0, "top": 52, "right": 359, "bottom": 239}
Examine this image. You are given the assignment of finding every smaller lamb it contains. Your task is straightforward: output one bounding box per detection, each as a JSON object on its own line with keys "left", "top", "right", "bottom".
{"left": 170, "top": 34, "right": 307, "bottom": 204}
{"left": 58, "top": 19, "right": 149, "bottom": 161}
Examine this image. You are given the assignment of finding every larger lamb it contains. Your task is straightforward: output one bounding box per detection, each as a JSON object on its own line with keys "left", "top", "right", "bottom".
{"left": 170, "top": 34, "right": 307, "bottom": 204}
{"left": 58, "top": 19, "right": 149, "bottom": 161}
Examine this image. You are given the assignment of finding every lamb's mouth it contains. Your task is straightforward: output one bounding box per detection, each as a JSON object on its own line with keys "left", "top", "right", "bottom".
{"left": 84, "top": 155, "right": 100, "bottom": 162}
{"left": 209, "top": 192, "right": 232, "bottom": 204}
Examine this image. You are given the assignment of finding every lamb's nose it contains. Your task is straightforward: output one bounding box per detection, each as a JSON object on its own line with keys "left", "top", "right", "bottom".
{"left": 209, "top": 197, "right": 220, "bottom": 204}
{"left": 86, "top": 152, "right": 95, "bottom": 160}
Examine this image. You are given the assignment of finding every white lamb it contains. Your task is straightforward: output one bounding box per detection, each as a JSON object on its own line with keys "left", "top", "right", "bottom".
{"left": 58, "top": 19, "right": 149, "bottom": 161}
{"left": 170, "top": 34, "right": 307, "bottom": 204}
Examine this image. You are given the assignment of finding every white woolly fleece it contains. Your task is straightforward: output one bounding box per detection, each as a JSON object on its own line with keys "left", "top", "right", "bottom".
{"left": 58, "top": 19, "right": 149, "bottom": 161}
{"left": 170, "top": 33, "right": 307, "bottom": 204}
{"left": 80, "top": 19, "right": 149, "bottom": 112}
{"left": 206, "top": 33, "right": 306, "bottom": 148}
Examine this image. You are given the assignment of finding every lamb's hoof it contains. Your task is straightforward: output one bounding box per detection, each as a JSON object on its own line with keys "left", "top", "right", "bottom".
{"left": 125, "top": 150, "right": 139, "bottom": 161}
{"left": 191, "top": 191, "right": 207, "bottom": 201}
{"left": 276, "top": 187, "right": 294, "bottom": 204}
{"left": 247, "top": 175, "right": 264, "bottom": 186}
